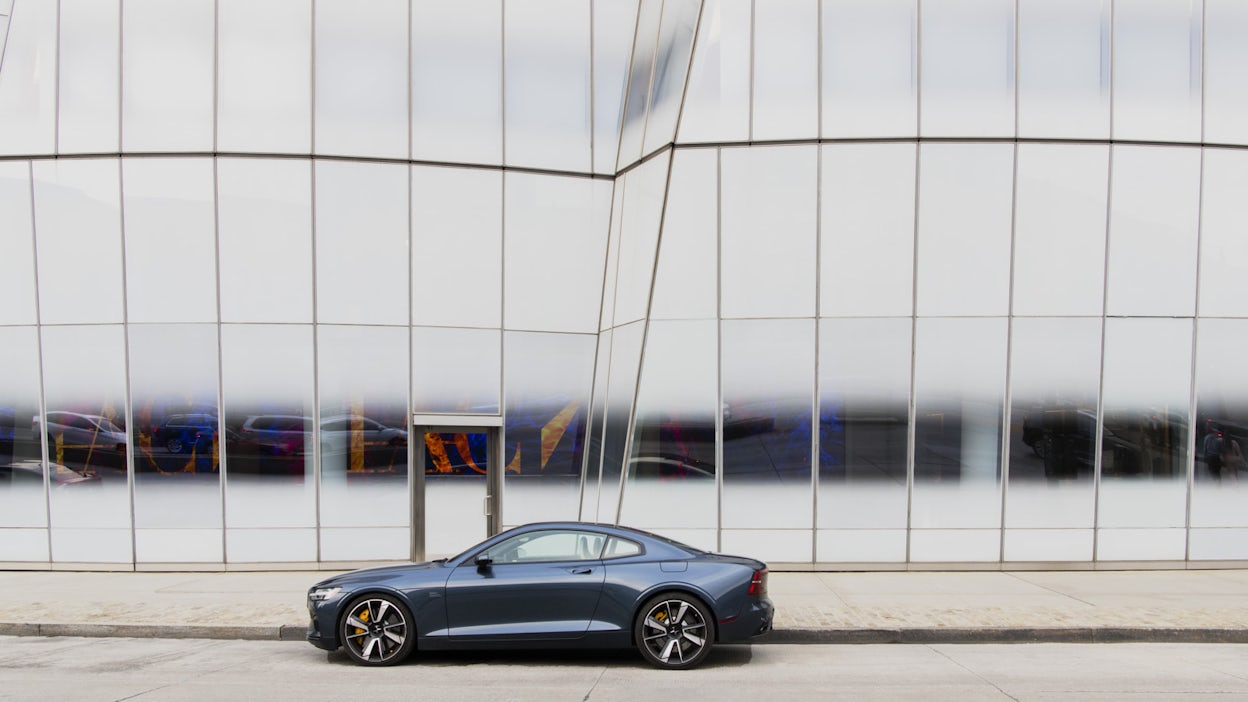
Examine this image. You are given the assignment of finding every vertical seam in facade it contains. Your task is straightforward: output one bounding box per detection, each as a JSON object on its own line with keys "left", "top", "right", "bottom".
{"left": 999, "top": 0, "right": 1022, "bottom": 564}
{"left": 118, "top": 0, "right": 125, "bottom": 152}
{"left": 406, "top": 0, "right": 412, "bottom": 162}
{"left": 309, "top": 161, "right": 321, "bottom": 564}
{"left": 636, "top": 0, "right": 665, "bottom": 161}
{"left": 212, "top": 156, "right": 227, "bottom": 565}
{"left": 1093, "top": 0, "right": 1116, "bottom": 564}
{"left": 811, "top": 141, "right": 822, "bottom": 564}
{"left": 747, "top": 0, "right": 755, "bottom": 141}
{"left": 670, "top": 0, "right": 707, "bottom": 150}
{"left": 1186, "top": 0, "right": 1208, "bottom": 563}
{"left": 309, "top": 0, "right": 316, "bottom": 155}
{"left": 715, "top": 147, "right": 723, "bottom": 552}
{"left": 614, "top": 0, "right": 645, "bottom": 173}
{"left": 211, "top": 0, "right": 218, "bottom": 153}
{"left": 118, "top": 158, "right": 136, "bottom": 570}
{"left": 496, "top": 173, "right": 505, "bottom": 534}
{"left": 53, "top": 0, "right": 60, "bottom": 153}
{"left": 500, "top": 0, "right": 508, "bottom": 166}
{"left": 28, "top": 160, "right": 53, "bottom": 566}
{"left": 589, "top": 0, "right": 596, "bottom": 174}
{"left": 906, "top": 0, "right": 923, "bottom": 565}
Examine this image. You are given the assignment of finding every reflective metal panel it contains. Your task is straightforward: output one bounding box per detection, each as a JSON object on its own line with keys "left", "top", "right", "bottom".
{"left": 821, "top": 0, "right": 918, "bottom": 139}
{"left": 1112, "top": 0, "right": 1201, "bottom": 143}
{"left": 720, "top": 146, "right": 817, "bottom": 318}
{"left": 121, "top": 158, "right": 217, "bottom": 323}
{"left": 1105, "top": 146, "right": 1200, "bottom": 318}
{"left": 820, "top": 143, "right": 915, "bottom": 317}
{"left": 0, "top": 327, "right": 47, "bottom": 539}
{"left": 504, "top": 331, "right": 596, "bottom": 525}
{"left": 128, "top": 324, "right": 222, "bottom": 563}
{"left": 642, "top": 0, "right": 699, "bottom": 154}
{"left": 121, "top": 0, "right": 214, "bottom": 152}
{"left": 314, "top": 0, "right": 409, "bottom": 159}
{"left": 721, "top": 319, "right": 815, "bottom": 530}
{"left": 31, "top": 160, "right": 125, "bottom": 325}
{"left": 216, "top": 158, "right": 313, "bottom": 323}
{"left": 621, "top": 320, "right": 718, "bottom": 531}
{"left": 0, "top": 161, "right": 36, "bottom": 325}
{"left": 618, "top": 0, "right": 663, "bottom": 167}
{"left": 650, "top": 148, "right": 717, "bottom": 321}
{"left": 920, "top": 0, "right": 1015, "bottom": 137}
{"left": 1011, "top": 144, "right": 1108, "bottom": 317}
{"left": 580, "top": 329, "right": 613, "bottom": 519}
{"left": 318, "top": 325, "right": 408, "bottom": 560}
{"left": 1017, "top": 0, "right": 1110, "bottom": 139}
{"left": 676, "top": 0, "right": 750, "bottom": 144}
{"left": 412, "top": 0, "right": 502, "bottom": 165}
{"left": 41, "top": 325, "right": 132, "bottom": 563}
{"left": 411, "top": 166, "right": 501, "bottom": 329}
{"left": 218, "top": 0, "right": 312, "bottom": 154}
{"left": 0, "top": 0, "right": 56, "bottom": 155}
{"left": 1192, "top": 320, "right": 1248, "bottom": 538}
{"left": 59, "top": 0, "right": 120, "bottom": 153}
{"left": 505, "top": 0, "right": 592, "bottom": 172}
{"left": 314, "top": 161, "right": 408, "bottom": 326}
{"left": 503, "top": 174, "right": 611, "bottom": 334}
{"left": 912, "top": 318, "right": 1006, "bottom": 533}
{"left": 613, "top": 151, "right": 670, "bottom": 327}
{"left": 599, "top": 178, "right": 625, "bottom": 332}
{"left": 594, "top": 0, "right": 641, "bottom": 174}
{"left": 915, "top": 143, "right": 1013, "bottom": 316}
{"left": 753, "top": 0, "right": 819, "bottom": 141}
{"left": 1006, "top": 318, "right": 1100, "bottom": 532}
{"left": 596, "top": 322, "right": 644, "bottom": 524}
{"left": 412, "top": 327, "right": 500, "bottom": 415}
{"left": 817, "top": 318, "right": 910, "bottom": 531}
{"left": 1205, "top": 0, "right": 1248, "bottom": 145}
{"left": 1198, "top": 149, "right": 1248, "bottom": 318}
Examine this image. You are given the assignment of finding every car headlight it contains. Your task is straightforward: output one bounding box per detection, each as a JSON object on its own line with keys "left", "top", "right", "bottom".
{"left": 308, "top": 586, "right": 342, "bottom": 602}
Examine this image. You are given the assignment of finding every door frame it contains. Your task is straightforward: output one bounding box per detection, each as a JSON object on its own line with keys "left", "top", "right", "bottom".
{"left": 410, "top": 414, "right": 503, "bottom": 562}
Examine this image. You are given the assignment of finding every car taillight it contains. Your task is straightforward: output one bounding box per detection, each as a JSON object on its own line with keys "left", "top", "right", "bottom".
{"left": 749, "top": 568, "right": 768, "bottom": 596}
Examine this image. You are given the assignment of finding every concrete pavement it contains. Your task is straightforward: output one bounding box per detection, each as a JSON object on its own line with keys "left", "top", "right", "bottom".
{"left": 1, "top": 568, "right": 1246, "bottom": 644}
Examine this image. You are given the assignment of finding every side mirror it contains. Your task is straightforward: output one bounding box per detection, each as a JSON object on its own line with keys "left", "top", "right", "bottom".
{"left": 475, "top": 554, "right": 493, "bottom": 569}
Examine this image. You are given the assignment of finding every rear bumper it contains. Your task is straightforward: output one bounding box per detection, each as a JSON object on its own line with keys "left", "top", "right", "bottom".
{"left": 717, "top": 597, "right": 774, "bottom": 642}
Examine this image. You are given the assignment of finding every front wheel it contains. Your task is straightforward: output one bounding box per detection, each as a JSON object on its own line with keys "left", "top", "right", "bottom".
{"left": 635, "top": 593, "right": 715, "bottom": 670}
{"left": 339, "top": 594, "right": 414, "bottom": 666}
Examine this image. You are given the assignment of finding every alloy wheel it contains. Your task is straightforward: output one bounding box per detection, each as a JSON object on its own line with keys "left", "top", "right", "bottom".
{"left": 340, "top": 595, "right": 412, "bottom": 666}
{"left": 637, "top": 596, "right": 713, "bottom": 669}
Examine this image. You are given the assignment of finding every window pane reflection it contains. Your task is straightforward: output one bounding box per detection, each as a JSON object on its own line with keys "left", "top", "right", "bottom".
{"left": 0, "top": 327, "right": 47, "bottom": 553}
{"left": 1193, "top": 320, "right": 1248, "bottom": 558}
{"left": 1112, "top": 0, "right": 1201, "bottom": 142}
{"left": 580, "top": 330, "right": 613, "bottom": 520}
{"left": 0, "top": 0, "right": 56, "bottom": 155}
{"left": 593, "top": 0, "right": 640, "bottom": 173}
{"left": 677, "top": 0, "right": 750, "bottom": 144}
{"left": 613, "top": 152, "right": 669, "bottom": 327}
{"left": 642, "top": 0, "right": 699, "bottom": 154}
{"left": 412, "top": 327, "right": 501, "bottom": 414}
{"left": 1198, "top": 149, "right": 1248, "bottom": 318}
{"left": 618, "top": 0, "right": 663, "bottom": 167}
{"left": 753, "top": 0, "right": 819, "bottom": 141}
{"left": 1017, "top": 0, "right": 1109, "bottom": 139}
{"left": 920, "top": 0, "right": 1015, "bottom": 137}
{"left": 821, "top": 0, "right": 918, "bottom": 139}
{"left": 121, "top": 0, "right": 214, "bottom": 152}
{"left": 1205, "top": 0, "right": 1248, "bottom": 145}
{"left": 0, "top": 161, "right": 37, "bottom": 325}
{"left": 59, "top": 0, "right": 121, "bottom": 153}
{"left": 595, "top": 322, "right": 644, "bottom": 524}
{"left": 650, "top": 148, "right": 717, "bottom": 321}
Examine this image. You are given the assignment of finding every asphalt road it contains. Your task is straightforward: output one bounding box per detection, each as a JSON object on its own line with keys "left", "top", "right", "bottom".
{"left": 1, "top": 637, "right": 1246, "bottom": 701}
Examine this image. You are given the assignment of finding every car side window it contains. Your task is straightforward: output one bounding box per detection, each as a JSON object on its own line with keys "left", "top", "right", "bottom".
{"left": 483, "top": 530, "right": 606, "bottom": 564}
{"left": 602, "top": 536, "right": 643, "bottom": 559}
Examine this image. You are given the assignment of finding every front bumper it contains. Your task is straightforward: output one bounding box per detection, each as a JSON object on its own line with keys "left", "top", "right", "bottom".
{"left": 306, "top": 598, "right": 341, "bottom": 651}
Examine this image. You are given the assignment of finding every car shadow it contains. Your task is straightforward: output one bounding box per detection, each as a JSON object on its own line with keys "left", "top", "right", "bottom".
{"left": 323, "top": 644, "right": 754, "bottom": 670}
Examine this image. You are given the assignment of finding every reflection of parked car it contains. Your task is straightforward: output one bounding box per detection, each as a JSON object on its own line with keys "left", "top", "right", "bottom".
{"left": 320, "top": 415, "right": 407, "bottom": 454}
{"left": 32, "top": 411, "right": 126, "bottom": 453}
{"left": 238, "top": 415, "right": 312, "bottom": 456}
{"left": 152, "top": 413, "right": 218, "bottom": 454}
{"left": 628, "top": 453, "right": 716, "bottom": 479}
{"left": 0, "top": 458, "right": 100, "bottom": 486}
{"left": 236, "top": 414, "right": 407, "bottom": 457}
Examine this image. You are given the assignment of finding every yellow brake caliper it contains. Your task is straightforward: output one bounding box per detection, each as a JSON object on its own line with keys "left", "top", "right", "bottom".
{"left": 354, "top": 608, "right": 369, "bottom": 638}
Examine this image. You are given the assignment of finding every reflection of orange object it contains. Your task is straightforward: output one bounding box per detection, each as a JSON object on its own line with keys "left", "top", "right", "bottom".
{"left": 349, "top": 411, "right": 365, "bottom": 473}
{"left": 506, "top": 444, "right": 522, "bottom": 474}
{"left": 541, "top": 402, "right": 580, "bottom": 470}
{"left": 451, "top": 433, "right": 486, "bottom": 475}
{"left": 426, "top": 433, "right": 453, "bottom": 474}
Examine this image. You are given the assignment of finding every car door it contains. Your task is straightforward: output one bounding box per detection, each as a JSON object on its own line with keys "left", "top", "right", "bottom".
{"left": 444, "top": 529, "right": 607, "bottom": 641}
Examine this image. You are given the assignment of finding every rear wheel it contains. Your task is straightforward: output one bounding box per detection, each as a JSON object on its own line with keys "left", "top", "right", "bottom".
{"left": 339, "top": 594, "right": 414, "bottom": 666}
{"left": 634, "top": 593, "right": 715, "bottom": 670}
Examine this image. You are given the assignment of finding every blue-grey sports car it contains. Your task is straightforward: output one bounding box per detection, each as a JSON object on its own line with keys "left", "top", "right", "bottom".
{"left": 306, "top": 522, "right": 774, "bottom": 669}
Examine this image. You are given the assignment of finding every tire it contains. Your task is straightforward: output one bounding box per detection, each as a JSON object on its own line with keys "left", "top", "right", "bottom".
{"left": 339, "top": 593, "right": 415, "bottom": 666}
{"left": 634, "top": 592, "right": 715, "bottom": 670}
{"left": 166, "top": 438, "right": 185, "bottom": 454}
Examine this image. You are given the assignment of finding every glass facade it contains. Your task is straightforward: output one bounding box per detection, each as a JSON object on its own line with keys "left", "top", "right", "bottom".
{"left": 1, "top": 0, "right": 1246, "bottom": 569}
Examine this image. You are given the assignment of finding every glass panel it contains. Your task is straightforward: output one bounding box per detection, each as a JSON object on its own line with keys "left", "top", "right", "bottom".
{"left": 677, "top": 0, "right": 750, "bottom": 144}
{"left": 218, "top": 0, "right": 312, "bottom": 154}
{"left": 59, "top": 0, "right": 120, "bottom": 153}
{"left": 753, "top": 0, "right": 819, "bottom": 141}
{"left": 650, "top": 148, "right": 717, "bottom": 321}
{"left": 221, "top": 325, "right": 316, "bottom": 553}
{"left": 1005, "top": 319, "right": 1100, "bottom": 533}
{"left": 314, "top": 0, "right": 409, "bottom": 159}
{"left": 1011, "top": 144, "right": 1109, "bottom": 317}
{"left": 504, "top": 0, "right": 591, "bottom": 173}
{"left": 593, "top": 0, "right": 640, "bottom": 174}
{"left": 0, "top": 327, "right": 47, "bottom": 542}
{"left": 620, "top": 321, "right": 718, "bottom": 531}
{"left": 919, "top": 0, "right": 1015, "bottom": 138}
{"left": 0, "top": 0, "right": 56, "bottom": 155}
{"left": 1198, "top": 149, "right": 1248, "bottom": 318}
{"left": 722, "top": 319, "right": 815, "bottom": 530}
{"left": 412, "top": 327, "right": 500, "bottom": 414}
{"left": 720, "top": 146, "right": 817, "bottom": 318}
{"left": 412, "top": 166, "right": 501, "bottom": 329}
{"left": 129, "top": 325, "right": 221, "bottom": 563}
{"left": 915, "top": 143, "right": 1013, "bottom": 316}
{"left": 0, "top": 161, "right": 37, "bottom": 325}
{"left": 817, "top": 318, "right": 910, "bottom": 530}
{"left": 1112, "top": 0, "right": 1201, "bottom": 143}
{"left": 503, "top": 174, "right": 611, "bottom": 334}
{"left": 1105, "top": 146, "right": 1200, "bottom": 318}
{"left": 424, "top": 430, "right": 488, "bottom": 557}
{"left": 216, "top": 158, "right": 313, "bottom": 323}
{"left": 912, "top": 318, "right": 1006, "bottom": 535}
{"left": 580, "top": 330, "right": 612, "bottom": 519}
{"left": 595, "top": 322, "right": 644, "bottom": 523}
{"left": 641, "top": 0, "right": 699, "bottom": 154}
{"left": 121, "top": 158, "right": 217, "bottom": 323}
{"left": 412, "top": 0, "right": 501, "bottom": 166}
{"left": 41, "top": 325, "right": 131, "bottom": 563}
{"left": 1098, "top": 319, "right": 1190, "bottom": 558}
{"left": 617, "top": 0, "right": 663, "bottom": 168}
{"left": 820, "top": 143, "right": 915, "bottom": 317}
{"left": 503, "top": 331, "right": 597, "bottom": 525}
{"left": 121, "top": 0, "right": 214, "bottom": 152}
{"left": 613, "top": 151, "right": 669, "bottom": 326}
{"left": 314, "top": 161, "right": 407, "bottom": 325}
{"left": 1017, "top": 0, "right": 1109, "bottom": 140}
{"left": 31, "top": 160, "right": 124, "bottom": 325}
{"left": 1205, "top": 0, "right": 1248, "bottom": 145}
{"left": 821, "top": 0, "right": 917, "bottom": 139}
{"left": 599, "top": 179, "right": 625, "bottom": 332}
{"left": 1193, "top": 319, "right": 1248, "bottom": 539}
{"left": 318, "top": 325, "right": 408, "bottom": 561}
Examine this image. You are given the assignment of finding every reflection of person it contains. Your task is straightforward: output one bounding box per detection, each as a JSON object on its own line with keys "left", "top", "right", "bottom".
{"left": 1217, "top": 433, "right": 1243, "bottom": 483}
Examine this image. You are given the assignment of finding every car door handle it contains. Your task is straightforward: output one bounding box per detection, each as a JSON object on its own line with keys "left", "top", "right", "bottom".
{"left": 569, "top": 567, "right": 593, "bottom": 575}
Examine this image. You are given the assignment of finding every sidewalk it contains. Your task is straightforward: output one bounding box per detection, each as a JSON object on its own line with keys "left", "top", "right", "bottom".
{"left": 1, "top": 568, "right": 1247, "bottom": 644}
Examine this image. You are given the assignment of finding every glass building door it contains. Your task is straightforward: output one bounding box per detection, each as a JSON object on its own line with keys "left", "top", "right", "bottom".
{"left": 413, "top": 424, "right": 501, "bottom": 560}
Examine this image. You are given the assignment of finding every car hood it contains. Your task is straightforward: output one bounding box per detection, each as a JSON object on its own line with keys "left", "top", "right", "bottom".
{"left": 313, "top": 560, "right": 449, "bottom": 589}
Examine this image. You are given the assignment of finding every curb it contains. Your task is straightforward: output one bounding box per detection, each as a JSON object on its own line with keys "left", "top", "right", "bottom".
{"left": 4, "top": 622, "right": 1248, "bottom": 645}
